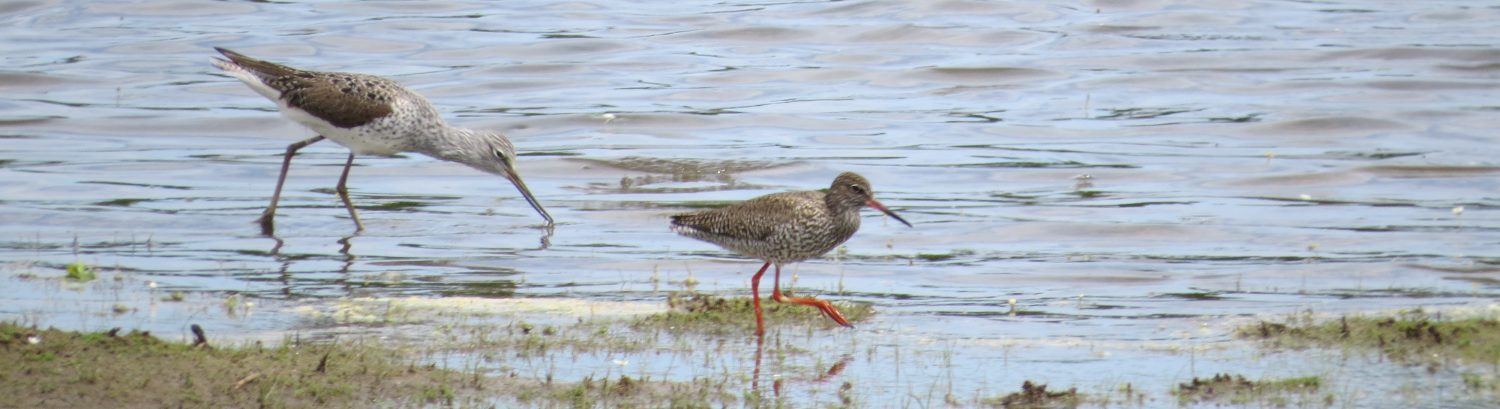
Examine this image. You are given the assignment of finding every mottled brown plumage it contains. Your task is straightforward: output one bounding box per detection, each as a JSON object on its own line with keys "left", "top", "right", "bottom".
{"left": 211, "top": 47, "right": 553, "bottom": 235}
{"left": 215, "top": 48, "right": 398, "bottom": 129}
{"left": 671, "top": 172, "right": 911, "bottom": 336}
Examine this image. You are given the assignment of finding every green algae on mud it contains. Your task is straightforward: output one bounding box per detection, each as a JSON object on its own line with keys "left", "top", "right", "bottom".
{"left": 982, "top": 380, "right": 1083, "bottom": 408}
{"left": 1156, "top": 292, "right": 1224, "bottom": 301}
{"left": 1238, "top": 309, "right": 1500, "bottom": 366}
{"left": 63, "top": 262, "right": 96, "bottom": 281}
{"left": 632, "top": 293, "right": 874, "bottom": 335}
{"left": 0, "top": 322, "right": 738, "bottom": 408}
{"left": 1173, "top": 373, "right": 1327, "bottom": 407}
{"left": 0, "top": 322, "right": 480, "bottom": 408}
{"left": 914, "top": 249, "right": 975, "bottom": 262}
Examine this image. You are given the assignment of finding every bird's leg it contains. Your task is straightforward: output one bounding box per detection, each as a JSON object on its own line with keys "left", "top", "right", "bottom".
{"left": 751, "top": 331, "right": 765, "bottom": 392}
{"left": 258, "top": 135, "right": 326, "bottom": 236}
{"left": 771, "top": 264, "right": 853, "bottom": 328}
{"left": 334, "top": 152, "right": 364, "bottom": 232}
{"left": 750, "top": 262, "right": 771, "bottom": 337}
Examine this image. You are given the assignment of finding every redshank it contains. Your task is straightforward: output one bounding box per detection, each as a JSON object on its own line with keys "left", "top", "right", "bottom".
{"left": 670, "top": 172, "right": 911, "bottom": 336}
{"left": 211, "top": 47, "right": 553, "bottom": 235}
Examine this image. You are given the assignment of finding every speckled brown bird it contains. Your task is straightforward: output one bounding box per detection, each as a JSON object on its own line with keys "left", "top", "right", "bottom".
{"left": 670, "top": 172, "right": 912, "bottom": 336}
{"left": 211, "top": 47, "right": 552, "bottom": 235}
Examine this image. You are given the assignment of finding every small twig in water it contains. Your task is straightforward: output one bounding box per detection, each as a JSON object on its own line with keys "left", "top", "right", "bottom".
{"left": 232, "top": 373, "right": 261, "bottom": 391}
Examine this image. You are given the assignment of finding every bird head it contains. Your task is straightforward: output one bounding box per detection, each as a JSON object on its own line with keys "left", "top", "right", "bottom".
{"left": 466, "top": 130, "right": 554, "bottom": 225}
{"left": 830, "top": 172, "right": 911, "bottom": 228}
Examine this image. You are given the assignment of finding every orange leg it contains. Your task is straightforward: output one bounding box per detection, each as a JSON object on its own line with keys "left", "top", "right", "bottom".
{"left": 750, "top": 262, "right": 771, "bottom": 337}
{"left": 771, "top": 264, "right": 853, "bottom": 328}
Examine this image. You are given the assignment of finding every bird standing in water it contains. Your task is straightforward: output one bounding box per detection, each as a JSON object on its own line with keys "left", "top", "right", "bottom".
{"left": 670, "top": 172, "right": 911, "bottom": 336}
{"left": 211, "top": 47, "right": 553, "bottom": 235}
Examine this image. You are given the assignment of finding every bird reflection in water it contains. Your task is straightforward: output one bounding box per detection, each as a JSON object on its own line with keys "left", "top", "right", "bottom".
{"left": 750, "top": 335, "right": 855, "bottom": 399}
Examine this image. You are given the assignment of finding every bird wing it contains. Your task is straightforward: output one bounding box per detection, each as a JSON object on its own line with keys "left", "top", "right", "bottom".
{"left": 212, "top": 48, "right": 395, "bottom": 128}
{"left": 276, "top": 72, "right": 397, "bottom": 128}
{"left": 670, "top": 191, "right": 820, "bottom": 245}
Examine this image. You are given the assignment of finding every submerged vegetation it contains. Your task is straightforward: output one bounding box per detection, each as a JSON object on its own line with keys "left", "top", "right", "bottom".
{"left": 8, "top": 272, "right": 1498, "bottom": 409}
{"left": 1239, "top": 309, "right": 1500, "bottom": 366}
{"left": 6, "top": 289, "right": 1500, "bottom": 408}
{"left": 0, "top": 322, "right": 484, "bottom": 408}
{"left": 63, "top": 262, "right": 96, "bottom": 281}
{"left": 1157, "top": 291, "right": 1224, "bottom": 301}
{"left": 0, "top": 322, "right": 741, "bottom": 408}
{"left": 1173, "top": 373, "right": 1326, "bottom": 407}
{"left": 1239, "top": 309, "right": 1500, "bottom": 404}
{"left": 632, "top": 293, "right": 874, "bottom": 335}
{"left": 982, "top": 381, "right": 1082, "bottom": 408}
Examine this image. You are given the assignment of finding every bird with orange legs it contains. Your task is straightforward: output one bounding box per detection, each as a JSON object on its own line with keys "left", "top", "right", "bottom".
{"left": 670, "top": 172, "right": 911, "bottom": 336}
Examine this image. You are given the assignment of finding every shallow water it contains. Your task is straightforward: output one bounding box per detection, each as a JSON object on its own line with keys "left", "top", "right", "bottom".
{"left": 3, "top": 0, "right": 1499, "bottom": 407}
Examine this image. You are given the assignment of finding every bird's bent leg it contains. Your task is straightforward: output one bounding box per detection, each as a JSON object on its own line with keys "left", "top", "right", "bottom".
{"left": 771, "top": 264, "right": 853, "bottom": 328}
{"left": 334, "top": 152, "right": 364, "bottom": 232}
{"left": 750, "top": 262, "right": 771, "bottom": 337}
{"left": 258, "top": 135, "right": 326, "bottom": 236}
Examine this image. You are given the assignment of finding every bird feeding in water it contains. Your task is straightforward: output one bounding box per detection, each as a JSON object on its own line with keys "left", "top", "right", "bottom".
{"left": 211, "top": 47, "right": 553, "bottom": 235}
{"left": 670, "top": 172, "right": 912, "bottom": 336}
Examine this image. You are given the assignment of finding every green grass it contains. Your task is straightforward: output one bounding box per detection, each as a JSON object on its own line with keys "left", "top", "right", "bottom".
{"left": 1239, "top": 309, "right": 1500, "bottom": 366}
{"left": 64, "top": 262, "right": 96, "bottom": 281}
{"left": 0, "top": 322, "right": 743, "bottom": 408}
{"left": 1462, "top": 372, "right": 1500, "bottom": 392}
{"left": 632, "top": 293, "right": 874, "bottom": 335}
{"left": 0, "top": 322, "right": 480, "bottom": 408}
{"left": 916, "top": 253, "right": 958, "bottom": 261}
{"left": 1157, "top": 292, "right": 1224, "bottom": 301}
{"left": 914, "top": 249, "right": 975, "bottom": 262}
{"left": 1173, "top": 373, "right": 1326, "bottom": 406}
{"left": 366, "top": 200, "right": 426, "bottom": 211}
{"left": 981, "top": 381, "right": 1082, "bottom": 408}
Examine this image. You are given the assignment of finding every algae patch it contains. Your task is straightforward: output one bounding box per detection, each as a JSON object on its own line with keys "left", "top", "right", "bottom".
{"left": 0, "top": 322, "right": 481, "bottom": 408}
{"left": 0, "top": 322, "right": 742, "bottom": 408}
{"left": 63, "top": 262, "right": 96, "bottom": 281}
{"left": 294, "top": 296, "right": 668, "bottom": 325}
{"left": 633, "top": 293, "right": 874, "bottom": 335}
{"left": 1173, "top": 373, "right": 1326, "bottom": 407}
{"left": 1239, "top": 309, "right": 1500, "bottom": 366}
{"left": 982, "top": 380, "right": 1082, "bottom": 408}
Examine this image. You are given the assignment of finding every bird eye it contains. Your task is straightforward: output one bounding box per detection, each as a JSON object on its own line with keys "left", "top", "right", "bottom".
{"left": 493, "top": 148, "right": 510, "bottom": 164}
{"left": 849, "top": 184, "right": 866, "bottom": 195}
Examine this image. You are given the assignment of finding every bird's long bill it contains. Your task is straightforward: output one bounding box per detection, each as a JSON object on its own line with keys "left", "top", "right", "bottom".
{"left": 865, "top": 198, "right": 913, "bottom": 227}
{"left": 506, "top": 172, "right": 554, "bottom": 226}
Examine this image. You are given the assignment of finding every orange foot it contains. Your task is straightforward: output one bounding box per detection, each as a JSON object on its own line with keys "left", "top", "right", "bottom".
{"left": 772, "top": 290, "right": 853, "bottom": 328}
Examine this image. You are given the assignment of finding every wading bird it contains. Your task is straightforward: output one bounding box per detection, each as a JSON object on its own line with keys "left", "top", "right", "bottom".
{"left": 212, "top": 47, "right": 552, "bottom": 235}
{"left": 670, "top": 172, "right": 911, "bottom": 336}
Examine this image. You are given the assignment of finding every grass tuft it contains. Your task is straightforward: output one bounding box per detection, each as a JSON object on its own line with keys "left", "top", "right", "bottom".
{"left": 632, "top": 293, "right": 873, "bottom": 335}
{"left": 64, "top": 262, "right": 96, "bottom": 281}
{"left": 0, "top": 322, "right": 484, "bottom": 407}
{"left": 1239, "top": 309, "right": 1500, "bottom": 366}
{"left": 1173, "top": 373, "right": 1324, "bottom": 406}
{"left": 982, "top": 380, "right": 1081, "bottom": 408}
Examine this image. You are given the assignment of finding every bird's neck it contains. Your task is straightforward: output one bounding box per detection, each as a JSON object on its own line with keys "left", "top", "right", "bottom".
{"left": 417, "top": 125, "right": 479, "bottom": 162}
{"left": 824, "top": 193, "right": 862, "bottom": 216}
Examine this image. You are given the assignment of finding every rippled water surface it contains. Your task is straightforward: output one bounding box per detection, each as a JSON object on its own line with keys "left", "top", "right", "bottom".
{"left": 3, "top": 0, "right": 1499, "bottom": 407}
